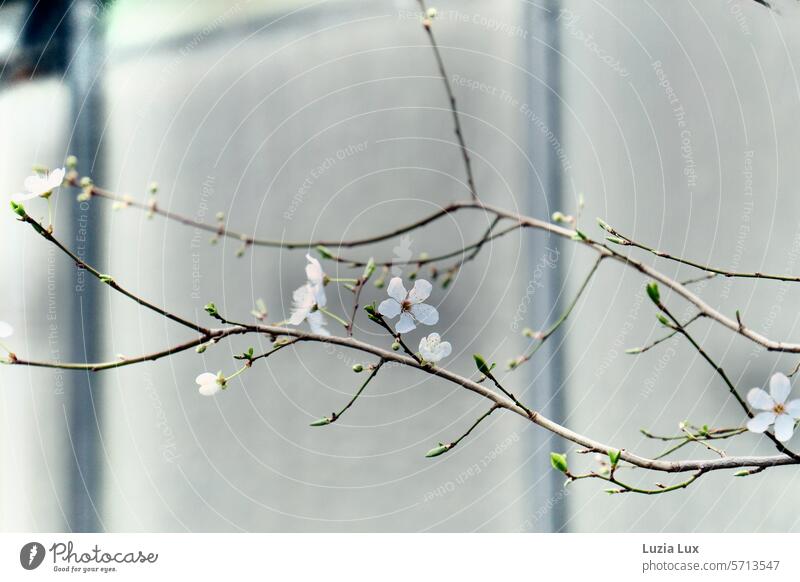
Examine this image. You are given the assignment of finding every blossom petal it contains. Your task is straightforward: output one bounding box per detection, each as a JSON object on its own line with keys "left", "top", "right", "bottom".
{"left": 312, "top": 283, "right": 327, "bottom": 308}
{"left": 785, "top": 399, "right": 800, "bottom": 419}
{"left": 48, "top": 167, "right": 65, "bottom": 189}
{"left": 387, "top": 277, "right": 407, "bottom": 303}
{"left": 307, "top": 311, "right": 330, "bottom": 336}
{"left": 378, "top": 298, "right": 401, "bottom": 319}
{"left": 408, "top": 279, "right": 432, "bottom": 303}
{"left": 199, "top": 381, "right": 221, "bottom": 396}
{"left": 747, "top": 411, "right": 776, "bottom": 433}
{"left": 305, "top": 254, "right": 325, "bottom": 286}
{"left": 773, "top": 413, "right": 796, "bottom": 442}
{"left": 436, "top": 341, "right": 452, "bottom": 359}
{"left": 770, "top": 373, "right": 792, "bottom": 404}
{"left": 23, "top": 174, "right": 46, "bottom": 195}
{"left": 12, "top": 191, "right": 39, "bottom": 202}
{"left": 395, "top": 312, "right": 417, "bottom": 334}
{"left": 195, "top": 372, "right": 217, "bottom": 386}
{"left": 410, "top": 303, "right": 438, "bottom": 326}
{"left": 747, "top": 388, "right": 775, "bottom": 411}
{"left": 0, "top": 321, "right": 12, "bottom": 338}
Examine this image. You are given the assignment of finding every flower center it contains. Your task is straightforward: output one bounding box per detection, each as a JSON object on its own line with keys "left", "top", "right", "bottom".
{"left": 401, "top": 299, "right": 412, "bottom": 311}
{"left": 774, "top": 403, "right": 786, "bottom": 415}
{"left": 428, "top": 337, "right": 439, "bottom": 349}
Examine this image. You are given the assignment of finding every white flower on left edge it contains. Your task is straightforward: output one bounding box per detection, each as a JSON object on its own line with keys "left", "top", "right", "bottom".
{"left": 196, "top": 372, "right": 225, "bottom": 397}
{"left": 378, "top": 277, "right": 439, "bottom": 334}
{"left": 0, "top": 321, "right": 12, "bottom": 338}
{"left": 419, "top": 333, "right": 451, "bottom": 363}
{"left": 746, "top": 373, "right": 800, "bottom": 442}
{"left": 14, "top": 168, "right": 65, "bottom": 201}
{"left": 288, "top": 254, "right": 329, "bottom": 336}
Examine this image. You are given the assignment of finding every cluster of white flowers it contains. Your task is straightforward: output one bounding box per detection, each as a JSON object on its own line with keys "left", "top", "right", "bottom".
{"left": 376, "top": 276, "right": 451, "bottom": 362}
{"left": 14, "top": 168, "right": 65, "bottom": 201}
{"left": 196, "top": 261, "right": 454, "bottom": 396}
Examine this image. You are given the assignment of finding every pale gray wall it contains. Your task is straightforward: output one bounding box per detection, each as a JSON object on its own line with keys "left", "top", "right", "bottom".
{"left": 559, "top": 0, "right": 800, "bottom": 531}
{"left": 3, "top": 0, "right": 800, "bottom": 533}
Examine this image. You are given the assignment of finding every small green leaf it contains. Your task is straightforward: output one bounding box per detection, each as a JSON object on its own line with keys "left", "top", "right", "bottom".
{"left": 550, "top": 452, "right": 569, "bottom": 474}
{"left": 608, "top": 449, "right": 621, "bottom": 467}
{"left": 204, "top": 302, "right": 218, "bottom": 316}
{"left": 425, "top": 443, "right": 451, "bottom": 458}
{"left": 656, "top": 314, "right": 670, "bottom": 327}
{"left": 473, "top": 353, "right": 493, "bottom": 376}
{"left": 571, "top": 229, "right": 587, "bottom": 241}
{"left": 606, "top": 236, "right": 628, "bottom": 245}
{"left": 310, "top": 417, "right": 332, "bottom": 427}
{"left": 10, "top": 201, "right": 26, "bottom": 217}
{"left": 596, "top": 217, "right": 611, "bottom": 232}
{"left": 646, "top": 282, "right": 660, "bottom": 304}
{"left": 99, "top": 274, "right": 114, "bottom": 284}
{"left": 733, "top": 470, "right": 749, "bottom": 477}
{"left": 316, "top": 245, "right": 334, "bottom": 260}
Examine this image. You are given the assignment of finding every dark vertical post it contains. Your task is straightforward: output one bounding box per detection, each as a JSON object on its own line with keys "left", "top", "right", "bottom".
{"left": 65, "top": 0, "right": 106, "bottom": 532}
{"left": 525, "top": 0, "right": 567, "bottom": 532}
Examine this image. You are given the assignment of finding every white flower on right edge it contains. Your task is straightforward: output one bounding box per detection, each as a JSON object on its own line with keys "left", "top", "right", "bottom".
{"left": 378, "top": 277, "right": 438, "bottom": 334}
{"left": 0, "top": 321, "right": 12, "bottom": 338}
{"left": 419, "top": 333, "right": 451, "bottom": 363}
{"left": 746, "top": 372, "right": 800, "bottom": 442}
{"left": 287, "top": 255, "right": 329, "bottom": 336}
{"left": 14, "top": 167, "right": 65, "bottom": 201}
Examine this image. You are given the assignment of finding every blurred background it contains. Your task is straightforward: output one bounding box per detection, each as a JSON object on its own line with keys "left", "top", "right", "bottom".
{"left": 1, "top": 0, "right": 800, "bottom": 532}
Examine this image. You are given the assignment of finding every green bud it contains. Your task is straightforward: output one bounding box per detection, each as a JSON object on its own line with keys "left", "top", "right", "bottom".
{"left": 99, "top": 274, "right": 114, "bottom": 284}
{"left": 310, "top": 417, "right": 332, "bottom": 427}
{"left": 391, "top": 342, "right": 400, "bottom": 351}
{"left": 625, "top": 347, "right": 643, "bottom": 354}
{"left": 352, "top": 364, "right": 364, "bottom": 373}
{"left": 608, "top": 449, "right": 621, "bottom": 467}
{"left": 521, "top": 327, "right": 535, "bottom": 338}
{"left": 362, "top": 257, "right": 376, "bottom": 281}
{"left": 148, "top": 182, "right": 158, "bottom": 195}
{"left": 425, "top": 443, "right": 451, "bottom": 458}
{"left": 596, "top": 217, "right": 611, "bottom": 232}
{"left": 472, "top": 353, "right": 494, "bottom": 376}
{"left": 550, "top": 452, "right": 569, "bottom": 474}
{"left": 79, "top": 176, "right": 93, "bottom": 188}
{"left": 10, "top": 200, "right": 26, "bottom": 218}
{"left": 195, "top": 344, "right": 208, "bottom": 354}
{"left": 507, "top": 358, "right": 518, "bottom": 370}
{"left": 316, "top": 245, "right": 334, "bottom": 260}
{"left": 66, "top": 155, "right": 78, "bottom": 170}
{"left": 604, "top": 489, "right": 622, "bottom": 495}
{"left": 606, "top": 236, "right": 628, "bottom": 245}
{"left": 364, "top": 303, "right": 377, "bottom": 316}
{"left": 571, "top": 229, "right": 587, "bottom": 241}
{"left": 551, "top": 211, "right": 566, "bottom": 223}
{"left": 733, "top": 470, "right": 749, "bottom": 477}
{"left": 374, "top": 277, "right": 385, "bottom": 288}
{"left": 646, "top": 282, "right": 660, "bottom": 304}
{"left": 656, "top": 314, "right": 670, "bottom": 327}
{"left": 204, "top": 302, "right": 218, "bottom": 317}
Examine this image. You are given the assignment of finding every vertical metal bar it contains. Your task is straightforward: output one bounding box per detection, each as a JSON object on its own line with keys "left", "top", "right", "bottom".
{"left": 525, "top": 0, "right": 567, "bottom": 533}
{"left": 65, "top": 0, "right": 105, "bottom": 533}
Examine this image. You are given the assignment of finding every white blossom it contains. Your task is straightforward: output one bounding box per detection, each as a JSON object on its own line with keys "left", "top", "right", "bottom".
{"left": 287, "top": 254, "right": 329, "bottom": 336}
{"left": 196, "top": 372, "right": 224, "bottom": 397}
{"left": 378, "top": 277, "right": 438, "bottom": 334}
{"left": 14, "top": 167, "right": 65, "bottom": 201}
{"left": 746, "top": 372, "right": 800, "bottom": 442}
{"left": 419, "top": 333, "right": 451, "bottom": 363}
{"left": 0, "top": 321, "right": 12, "bottom": 338}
